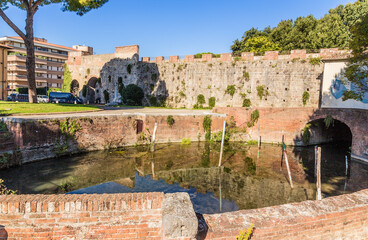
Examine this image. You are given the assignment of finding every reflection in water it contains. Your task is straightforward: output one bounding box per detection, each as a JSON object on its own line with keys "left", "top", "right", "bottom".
{"left": 0, "top": 142, "right": 367, "bottom": 214}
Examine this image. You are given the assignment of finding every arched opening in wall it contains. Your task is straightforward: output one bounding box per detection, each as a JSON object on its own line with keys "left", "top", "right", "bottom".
{"left": 304, "top": 118, "right": 352, "bottom": 147}
{"left": 294, "top": 118, "right": 353, "bottom": 196}
{"left": 86, "top": 77, "right": 98, "bottom": 103}
{"left": 71, "top": 80, "right": 79, "bottom": 96}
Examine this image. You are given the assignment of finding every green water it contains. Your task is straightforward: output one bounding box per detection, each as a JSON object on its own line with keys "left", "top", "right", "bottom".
{"left": 0, "top": 142, "right": 367, "bottom": 214}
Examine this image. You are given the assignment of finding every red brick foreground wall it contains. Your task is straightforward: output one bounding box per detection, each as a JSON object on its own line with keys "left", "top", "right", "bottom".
{"left": 204, "top": 189, "right": 368, "bottom": 239}
{"left": 0, "top": 193, "right": 164, "bottom": 240}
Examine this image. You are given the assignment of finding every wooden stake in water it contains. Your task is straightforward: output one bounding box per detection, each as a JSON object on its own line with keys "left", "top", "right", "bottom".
{"left": 345, "top": 155, "right": 348, "bottom": 176}
{"left": 316, "top": 146, "right": 322, "bottom": 200}
{"left": 314, "top": 146, "right": 318, "bottom": 177}
{"left": 218, "top": 121, "right": 226, "bottom": 167}
{"left": 151, "top": 123, "right": 158, "bottom": 152}
{"left": 282, "top": 141, "right": 293, "bottom": 188}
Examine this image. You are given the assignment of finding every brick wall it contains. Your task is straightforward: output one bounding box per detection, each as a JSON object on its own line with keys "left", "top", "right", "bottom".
{"left": 203, "top": 189, "right": 368, "bottom": 239}
{"left": 2, "top": 113, "right": 226, "bottom": 165}
{"left": 0, "top": 192, "right": 164, "bottom": 239}
{"left": 213, "top": 107, "right": 368, "bottom": 161}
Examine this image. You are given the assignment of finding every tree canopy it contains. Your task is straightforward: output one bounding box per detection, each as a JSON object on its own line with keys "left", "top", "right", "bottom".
{"left": 231, "top": 0, "right": 368, "bottom": 55}
{"left": 0, "top": 0, "right": 108, "bottom": 103}
{"left": 342, "top": 13, "right": 368, "bottom": 101}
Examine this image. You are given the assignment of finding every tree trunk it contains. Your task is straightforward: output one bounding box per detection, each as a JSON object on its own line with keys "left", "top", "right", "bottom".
{"left": 25, "top": 10, "right": 37, "bottom": 103}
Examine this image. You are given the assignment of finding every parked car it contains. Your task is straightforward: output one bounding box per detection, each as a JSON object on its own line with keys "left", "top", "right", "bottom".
{"left": 37, "top": 95, "right": 49, "bottom": 103}
{"left": 49, "top": 92, "right": 81, "bottom": 104}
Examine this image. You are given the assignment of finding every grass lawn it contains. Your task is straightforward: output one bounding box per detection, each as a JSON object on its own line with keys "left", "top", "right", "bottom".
{"left": 0, "top": 101, "right": 101, "bottom": 116}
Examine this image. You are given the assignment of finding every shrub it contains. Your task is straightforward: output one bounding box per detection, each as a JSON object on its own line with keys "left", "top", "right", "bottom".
{"left": 194, "top": 52, "right": 220, "bottom": 58}
{"left": 179, "top": 91, "right": 186, "bottom": 98}
{"left": 208, "top": 97, "right": 216, "bottom": 109}
{"left": 167, "top": 115, "right": 175, "bottom": 127}
{"left": 122, "top": 84, "right": 144, "bottom": 106}
{"left": 225, "top": 85, "right": 236, "bottom": 96}
{"left": 309, "top": 57, "right": 322, "bottom": 66}
{"left": 197, "top": 94, "right": 205, "bottom": 104}
{"left": 151, "top": 73, "right": 158, "bottom": 81}
{"left": 103, "top": 90, "right": 110, "bottom": 103}
{"left": 302, "top": 91, "right": 310, "bottom": 106}
{"left": 211, "top": 131, "right": 231, "bottom": 142}
{"left": 242, "top": 98, "right": 251, "bottom": 107}
{"left": 86, "top": 68, "right": 90, "bottom": 75}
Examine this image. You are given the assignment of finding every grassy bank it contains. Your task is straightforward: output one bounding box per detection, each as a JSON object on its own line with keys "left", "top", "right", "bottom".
{"left": 0, "top": 101, "right": 100, "bottom": 116}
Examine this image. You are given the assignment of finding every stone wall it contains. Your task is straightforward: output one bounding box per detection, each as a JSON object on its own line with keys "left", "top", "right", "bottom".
{"left": 1, "top": 112, "right": 225, "bottom": 166}
{"left": 93, "top": 59, "right": 323, "bottom": 108}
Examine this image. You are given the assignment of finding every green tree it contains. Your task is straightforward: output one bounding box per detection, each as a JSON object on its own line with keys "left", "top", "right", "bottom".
{"left": 62, "top": 64, "right": 72, "bottom": 93}
{"left": 231, "top": 27, "right": 272, "bottom": 56}
{"left": 342, "top": 13, "right": 368, "bottom": 101}
{"left": 0, "top": 0, "right": 108, "bottom": 103}
{"left": 242, "top": 36, "right": 280, "bottom": 55}
{"left": 270, "top": 19, "right": 293, "bottom": 50}
{"left": 309, "top": 13, "right": 349, "bottom": 49}
{"left": 287, "top": 15, "right": 318, "bottom": 50}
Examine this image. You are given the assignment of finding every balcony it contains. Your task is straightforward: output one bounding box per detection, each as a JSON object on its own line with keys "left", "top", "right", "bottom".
{"left": 8, "top": 65, "right": 48, "bottom": 74}
{"left": 7, "top": 75, "right": 48, "bottom": 82}
{"left": 8, "top": 55, "right": 48, "bottom": 64}
{"left": 10, "top": 46, "right": 69, "bottom": 59}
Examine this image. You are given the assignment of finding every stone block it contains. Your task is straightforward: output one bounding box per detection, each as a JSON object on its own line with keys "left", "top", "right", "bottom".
{"left": 162, "top": 192, "right": 198, "bottom": 239}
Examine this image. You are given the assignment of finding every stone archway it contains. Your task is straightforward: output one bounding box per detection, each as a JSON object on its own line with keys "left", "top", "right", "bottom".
{"left": 86, "top": 77, "right": 98, "bottom": 104}
{"left": 71, "top": 80, "right": 79, "bottom": 96}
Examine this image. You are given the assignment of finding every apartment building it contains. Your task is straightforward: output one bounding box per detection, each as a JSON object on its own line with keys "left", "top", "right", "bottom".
{"left": 0, "top": 36, "right": 76, "bottom": 93}
{"left": 0, "top": 44, "right": 11, "bottom": 100}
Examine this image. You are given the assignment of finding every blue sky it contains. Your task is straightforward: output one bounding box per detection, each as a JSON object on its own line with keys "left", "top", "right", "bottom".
{"left": 0, "top": 0, "right": 354, "bottom": 58}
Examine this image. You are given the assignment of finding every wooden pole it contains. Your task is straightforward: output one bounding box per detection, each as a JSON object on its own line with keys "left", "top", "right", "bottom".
{"left": 219, "top": 166, "right": 223, "bottom": 212}
{"left": 258, "top": 121, "right": 261, "bottom": 149}
{"left": 345, "top": 155, "right": 348, "bottom": 176}
{"left": 316, "top": 146, "right": 322, "bottom": 200}
{"left": 314, "top": 146, "right": 318, "bottom": 177}
{"left": 151, "top": 123, "right": 158, "bottom": 152}
{"left": 218, "top": 121, "right": 226, "bottom": 167}
{"left": 284, "top": 150, "right": 294, "bottom": 188}
{"left": 282, "top": 138, "right": 293, "bottom": 188}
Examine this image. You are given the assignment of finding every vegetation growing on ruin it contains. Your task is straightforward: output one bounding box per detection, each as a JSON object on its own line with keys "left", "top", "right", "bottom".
{"left": 167, "top": 115, "right": 175, "bottom": 127}
{"left": 203, "top": 116, "right": 212, "bottom": 141}
{"left": 247, "top": 110, "right": 259, "bottom": 127}
{"left": 302, "top": 91, "right": 310, "bottom": 106}
{"left": 225, "top": 85, "right": 236, "bottom": 97}
{"left": 60, "top": 118, "right": 81, "bottom": 139}
{"left": 324, "top": 115, "right": 335, "bottom": 129}
{"left": 151, "top": 73, "right": 158, "bottom": 81}
{"left": 243, "top": 71, "right": 250, "bottom": 80}
{"left": 82, "top": 85, "right": 87, "bottom": 97}
{"left": 256, "top": 85, "right": 269, "bottom": 100}
{"left": 150, "top": 96, "right": 158, "bottom": 106}
{"left": 209, "top": 97, "right": 216, "bottom": 109}
{"left": 62, "top": 64, "right": 72, "bottom": 93}
{"left": 242, "top": 98, "right": 251, "bottom": 107}
{"left": 309, "top": 57, "right": 322, "bottom": 65}
{"left": 0, "top": 121, "right": 7, "bottom": 132}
